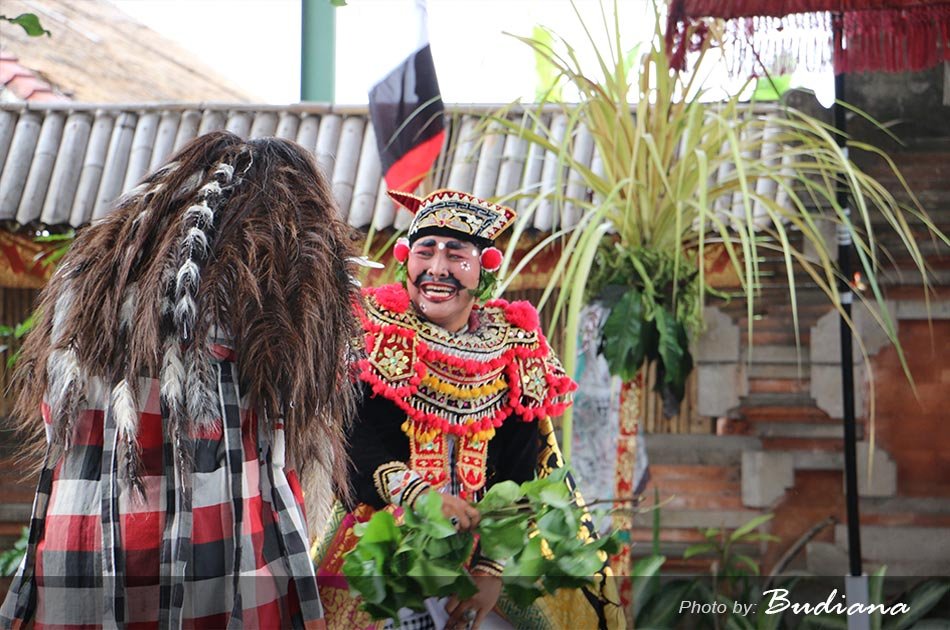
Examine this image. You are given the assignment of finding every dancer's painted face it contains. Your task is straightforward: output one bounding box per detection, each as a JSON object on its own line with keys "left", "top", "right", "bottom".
{"left": 406, "top": 236, "right": 481, "bottom": 332}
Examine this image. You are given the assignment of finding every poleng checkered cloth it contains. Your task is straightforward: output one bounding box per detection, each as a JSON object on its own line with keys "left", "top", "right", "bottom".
{"left": 1, "top": 344, "right": 326, "bottom": 629}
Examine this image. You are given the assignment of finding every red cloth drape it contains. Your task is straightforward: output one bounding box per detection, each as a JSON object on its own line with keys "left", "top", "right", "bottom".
{"left": 668, "top": 0, "right": 950, "bottom": 73}
{"left": 675, "top": 0, "right": 947, "bottom": 20}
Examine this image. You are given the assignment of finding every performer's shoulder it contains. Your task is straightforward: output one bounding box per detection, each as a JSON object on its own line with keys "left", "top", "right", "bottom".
{"left": 481, "top": 298, "right": 542, "bottom": 335}
{"left": 360, "top": 283, "right": 411, "bottom": 316}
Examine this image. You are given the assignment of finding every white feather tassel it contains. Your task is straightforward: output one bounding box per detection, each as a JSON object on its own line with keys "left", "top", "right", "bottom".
{"left": 160, "top": 340, "right": 186, "bottom": 419}
{"left": 119, "top": 283, "right": 138, "bottom": 330}
{"left": 50, "top": 287, "right": 75, "bottom": 345}
{"left": 111, "top": 379, "right": 139, "bottom": 441}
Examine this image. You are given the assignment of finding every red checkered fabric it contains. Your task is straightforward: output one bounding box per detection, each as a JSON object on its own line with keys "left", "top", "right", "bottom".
{"left": 1, "top": 345, "right": 327, "bottom": 629}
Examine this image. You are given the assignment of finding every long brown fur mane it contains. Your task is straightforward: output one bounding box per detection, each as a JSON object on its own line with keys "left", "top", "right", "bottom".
{"left": 12, "top": 130, "right": 358, "bottom": 508}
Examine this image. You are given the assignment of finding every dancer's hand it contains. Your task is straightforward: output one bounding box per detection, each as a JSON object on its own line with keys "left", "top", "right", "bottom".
{"left": 445, "top": 572, "right": 503, "bottom": 629}
{"left": 433, "top": 493, "right": 480, "bottom": 532}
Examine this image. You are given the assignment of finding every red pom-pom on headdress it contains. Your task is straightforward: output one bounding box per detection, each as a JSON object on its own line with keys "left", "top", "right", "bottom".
{"left": 480, "top": 247, "right": 503, "bottom": 272}
{"left": 393, "top": 237, "right": 410, "bottom": 264}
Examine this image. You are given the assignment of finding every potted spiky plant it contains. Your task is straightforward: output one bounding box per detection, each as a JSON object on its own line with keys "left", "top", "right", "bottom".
{"left": 481, "top": 0, "right": 947, "bottom": 602}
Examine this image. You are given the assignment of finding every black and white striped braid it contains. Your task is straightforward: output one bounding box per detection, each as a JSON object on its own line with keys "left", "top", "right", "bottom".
{"left": 173, "top": 160, "right": 236, "bottom": 345}
{"left": 159, "top": 154, "right": 246, "bottom": 474}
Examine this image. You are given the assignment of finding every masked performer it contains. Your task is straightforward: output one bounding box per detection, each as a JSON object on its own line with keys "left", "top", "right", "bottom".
{"left": 1, "top": 131, "right": 358, "bottom": 629}
{"left": 315, "top": 190, "right": 624, "bottom": 630}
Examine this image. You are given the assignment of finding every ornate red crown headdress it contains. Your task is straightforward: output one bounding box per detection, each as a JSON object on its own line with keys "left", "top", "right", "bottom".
{"left": 388, "top": 189, "right": 517, "bottom": 248}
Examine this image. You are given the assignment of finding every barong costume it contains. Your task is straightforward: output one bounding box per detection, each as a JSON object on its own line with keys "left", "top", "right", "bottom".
{"left": 1, "top": 132, "right": 358, "bottom": 629}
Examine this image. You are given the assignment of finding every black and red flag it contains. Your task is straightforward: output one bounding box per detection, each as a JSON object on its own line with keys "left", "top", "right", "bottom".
{"left": 369, "top": 0, "right": 445, "bottom": 193}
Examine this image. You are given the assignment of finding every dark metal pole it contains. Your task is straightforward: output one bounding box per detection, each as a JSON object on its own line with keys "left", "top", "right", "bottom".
{"left": 832, "top": 19, "right": 863, "bottom": 581}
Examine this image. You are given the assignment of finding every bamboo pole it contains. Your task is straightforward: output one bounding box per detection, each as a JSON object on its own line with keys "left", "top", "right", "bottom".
{"left": 472, "top": 121, "right": 505, "bottom": 200}
{"left": 16, "top": 111, "right": 65, "bottom": 224}
{"left": 173, "top": 110, "right": 201, "bottom": 151}
{"left": 349, "top": 123, "right": 382, "bottom": 228}
{"left": 534, "top": 113, "right": 568, "bottom": 232}
{"left": 69, "top": 111, "right": 114, "bottom": 227}
{"left": 150, "top": 111, "right": 181, "bottom": 170}
{"left": 123, "top": 111, "right": 160, "bottom": 191}
{"left": 41, "top": 112, "right": 91, "bottom": 225}
{"left": 313, "top": 114, "right": 341, "bottom": 177}
{"left": 331, "top": 116, "right": 365, "bottom": 215}
{"left": 249, "top": 112, "right": 278, "bottom": 139}
{"left": 0, "top": 112, "right": 42, "bottom": 220}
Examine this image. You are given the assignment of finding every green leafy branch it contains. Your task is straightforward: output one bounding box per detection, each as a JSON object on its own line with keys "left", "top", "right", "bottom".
{"left": 343, "top": 469, "right": 620, "bottom": 620}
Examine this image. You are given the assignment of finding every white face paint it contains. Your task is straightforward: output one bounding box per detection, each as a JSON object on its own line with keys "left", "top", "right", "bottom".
{"left": 420, "top": 303, "right": 427, "bottom": 312}
{"left": 437, "top": 242, "right": 446, "bottom": 251}
{"left": 460, "top": 261, "right": 471, "bottom": 271}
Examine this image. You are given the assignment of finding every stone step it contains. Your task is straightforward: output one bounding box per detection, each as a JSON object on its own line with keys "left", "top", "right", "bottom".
{"left": 754, "top": 422, "right": 860, "bottom": 440}
{"left": 858, "top": 497, "right": 950, "bottom": 528}
{"left": 646, "top": 434, "right": 761, "bottom": 466}
{"left": 748, "top": 377, "right": 811, "bottom": 395}
{"left": 748, "top": 345, "right": 810, "bottom": 365}
{"left": 628, "top": 527, "right": 708, "bottom": 545}
{"left": 648, "top": 477, "right": 741, "bottom": 497}
{"left": 639, "top": 508, "right": 765, "bottom": 530}
{"left": 741, "top": 392, "right": 816, "bottom": 407}
{"left": 631, "top": 539, "right": 761, "bottom": 556}
{"left": 741, "top": 405, "right": 831, "bottom": 424}
{"left": 746, "top": 362, "right": 811, "bottom": 380}
{"left": 652, "top": 493, "right": 748, "bottom": 511}
{"left": 740, "top": 330, "right": 811, "bottom": 346}
{"left": 806, "top": 541, "right": 950, "bottom": 577}
{"left": 761, "top": 437, "right": 845, "bottom": 452}
{"left": 859, "top": 496, "right": 950, "bottom": 515}
{"left": 647, "top": 464, "right": 740, "bottom": 482}
{"left": 834, "top": 524, "right": 950, "bottom": 563}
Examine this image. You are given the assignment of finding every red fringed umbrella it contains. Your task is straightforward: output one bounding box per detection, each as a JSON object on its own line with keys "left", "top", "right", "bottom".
{"left": 669, "top": 0, "right": 950, "bottom": 73}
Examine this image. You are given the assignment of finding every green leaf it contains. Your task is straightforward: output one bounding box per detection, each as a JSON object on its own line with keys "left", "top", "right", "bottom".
{"left": 731, "top": 553, "right": 760, "bottom": 576}
{"left": 1, "top": 13, "right": 50, "bottom": 37}
{"left": 7, "top": 348, "right": 23, "bottom": 369}
{"left": 504, "top": 577, "right": 545, "bottom": 608}
{"left": 478, "top": 518, "right": 526, "bottom": 560}
{"left": 636, "top": 580, "right": 696, "bottom": 629}
{"left": 407, "top": 555, "right": 467, "bottom": 595}
{"left": 602, "top": 288, "right": 647, "bottom": 380}
{"left": 631, "top": 555, "right": 665, "bottom": 621}
{"left": 0, "top": 325, "right": 14, "bottom": 336}
{"left": 477, "top": 480, "right": 521, "bottom": 512}
{"left": 14, "top": 312, "right": 37, "bottom": 339}
{"left": 728, "top": 513, "right": 775, "bottom": 543}
{"left": 683, "top": 542, "right": 717, "bottom": 559}
{"left": 655, "top": 307, "right": 692, "bottom": 405}
{"left": 413, "top": 492, "right": 457, "bottom": 539}
{"left": 343, "top": 556, "right": 388, "bottom": 604}
{"left": 359, "top": 511, "right": 400, "bottom": 545}
{"left": 554, "top": 549, "right": 602, "bottom": 579}
{"left": 536, "top": 509, "right": 576, "bottom": 540}
{"left": 887, "top": 579, "right": 950, "bottom": 630}
{"left": 800, "top": 613, "right": 849, "bottom": 630}
{"left": 538, "top": 482, "right": 573, "bottom": 508}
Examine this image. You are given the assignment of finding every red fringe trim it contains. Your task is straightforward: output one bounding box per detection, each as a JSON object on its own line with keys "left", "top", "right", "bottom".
{"left": 668, "top": 0, "right": 950, "bottom": 74}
